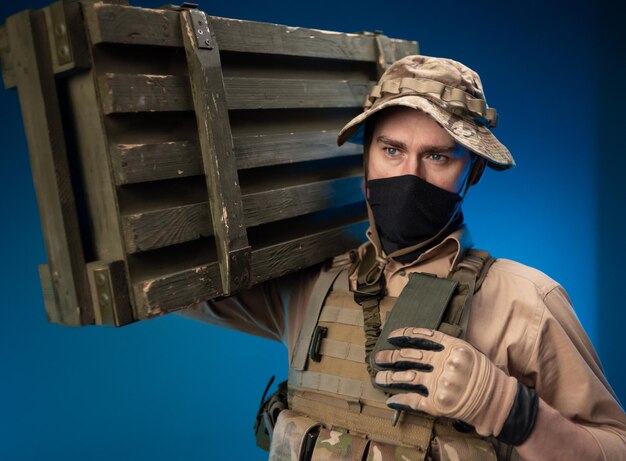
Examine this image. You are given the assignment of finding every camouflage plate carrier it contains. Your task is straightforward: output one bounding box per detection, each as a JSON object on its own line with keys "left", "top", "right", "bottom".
{"left": 266, "top": 243, "right": 520, "bottom": 460}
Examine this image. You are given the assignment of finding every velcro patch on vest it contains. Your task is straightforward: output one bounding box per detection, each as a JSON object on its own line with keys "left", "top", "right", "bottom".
{"left": 369, "top": 273, "right": 459, "bottom": 383}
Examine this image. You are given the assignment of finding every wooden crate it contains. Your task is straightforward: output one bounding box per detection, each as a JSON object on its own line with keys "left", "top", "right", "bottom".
{"left": 0, "top": 0, "right": 418, "bottom": 326}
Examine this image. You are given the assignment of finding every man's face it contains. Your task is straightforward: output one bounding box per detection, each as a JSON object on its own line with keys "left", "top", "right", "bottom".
{"left": 367, "top": 107, "right": 473, "bottom": 194}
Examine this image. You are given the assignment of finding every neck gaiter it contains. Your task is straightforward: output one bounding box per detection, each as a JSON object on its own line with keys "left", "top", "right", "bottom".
{"left": 367, "top": 175, "right": 464, "bottom": 263}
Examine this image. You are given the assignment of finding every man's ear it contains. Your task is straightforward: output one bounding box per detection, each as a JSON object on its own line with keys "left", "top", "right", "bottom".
{"left": 468, "top": 156, "right": 487, "bottom": 186}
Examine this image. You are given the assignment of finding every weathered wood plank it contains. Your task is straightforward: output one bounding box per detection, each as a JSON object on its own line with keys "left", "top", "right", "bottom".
{"left": 224, "top": 77, "right": 371, "bottom": 110}
{"left": 181, "top": 10, "right": 250, "bottom": 295}
{"left": 83, "top": 2, "right": 180, "bottom": 48}
{"left": 0, "top": 25, "right": 16, "bottom": 89}
{"left": 98, "top": 73, "right": 372, "bottom": 114}
{"left": 43, "top": 1, "right": 91, "bottom": 75}
{"left": 133, "top": 219, "right": 367, "bottom": 317}
{"left": 211, "top": 18, "right": 418, "bottom": 62}
{"left": 110, "top": 131, "right": 362, "bottom": 184}
{"left": 249, "top": 219, "right": 368, "bottom": 285}
{"left": 243, "top": 175, "right": 364, "bottom": 227}
{"left": 122, "top": 202, "right": 211, "bottom": 253}
{"left": 235, "top": 131, "right": 362, "bottom": 169}
{"left": 87, "top": 260, "right": 133, "bottom": 326}
{"left": 122, "top": 174, "right": 364, "bottom": 253}
{"left": 7, "top": 10, "right": 92, "bottom": 325}
{"left": 84, "top": 3, "right": 419, "bottom": 61}
{"left": 39, "top": 264, "right": 59, "bottom": 324}
{"left": 111, "top": 140, "right": 201, "bottom": 185}
{"left": 133, "top": 261, "right": 222, "bottom": 319}
{"left": 98, "top": 73, "right": 192, "bottom": 114}
{"left": 66, "top": 71, "right": 131, "bottom": 264}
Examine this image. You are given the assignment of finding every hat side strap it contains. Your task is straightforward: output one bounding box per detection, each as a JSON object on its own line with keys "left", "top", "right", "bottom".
{"left": 365, "top": 77, "right": 498, "bottom": 128}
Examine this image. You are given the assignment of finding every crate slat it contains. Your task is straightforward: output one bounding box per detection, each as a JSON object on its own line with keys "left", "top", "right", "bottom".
{"left": 110, "top": 132, "right": 362, "bottom": 185}
{"left": 122, "top": 174, "right": 364, "bottom": 253}
{"left": 234, "top": 131, "right": 362, "bottom": 169}
{"left": 133, "top": 218, "right": 367, "bottom": 317}
{"left": 111, "top": 140, "right": 201, "bottom": 185}
{"left": 84, "top": 3, "right": 418, "bottom": 61}
{"left": 98, "top": 73, "right": 372, "bottom": 114}
{"left": 224, "top": 77, "right": 371, "bottom": 110}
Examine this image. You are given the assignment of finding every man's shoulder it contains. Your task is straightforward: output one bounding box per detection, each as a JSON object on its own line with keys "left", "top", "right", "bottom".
{"left": 484, "top": 257, "right": 561, "bottom": 300}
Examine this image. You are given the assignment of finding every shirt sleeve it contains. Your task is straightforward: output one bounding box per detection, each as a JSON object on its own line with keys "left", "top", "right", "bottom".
{"left": 176, "top": 264, "right": 321, "bottom": 349}
{"left": 524, "top": 285, "right": 626, "bottom": 460}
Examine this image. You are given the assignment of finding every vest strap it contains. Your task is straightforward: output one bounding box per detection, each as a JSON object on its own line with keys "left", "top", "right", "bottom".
{"left": 319, "top": 304, "right": 364, "bottom": 326}
{"left": 450, "top": 249, "right": 495, "bottom": 339}
{"left": 291, "top": 266, "right": 343, "bottom": 371}
{"left": 369, "top": 273, "right": 459, "bottom": 377}
{"left": 289, "top": 390, "right": 433, "bottom": 453}
{"left": 353, "top": 243, "right": 386, "bottom": 375}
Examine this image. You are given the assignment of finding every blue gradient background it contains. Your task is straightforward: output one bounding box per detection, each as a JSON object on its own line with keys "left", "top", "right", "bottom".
{"left": 1, "top": 1, "right": 624, "bottom": 460}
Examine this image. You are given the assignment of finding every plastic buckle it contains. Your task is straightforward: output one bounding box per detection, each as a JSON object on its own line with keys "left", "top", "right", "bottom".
{"left": 353, "top": 278, "right": 386, "bottom": 305}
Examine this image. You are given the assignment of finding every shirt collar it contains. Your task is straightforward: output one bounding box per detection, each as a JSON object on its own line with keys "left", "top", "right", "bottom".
{"left": 366, "top": 225, "right": 474, "bottom": 275}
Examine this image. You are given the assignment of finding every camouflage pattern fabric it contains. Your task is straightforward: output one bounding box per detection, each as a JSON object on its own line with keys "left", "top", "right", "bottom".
{"left": 430, "top": 436, "right": 497, "bottom": 461}
{"left": 337, "top": 55, "right": 515, "bottom": 171}
{"left": 311, "top": 427, "right": 368, "bottom": 461}
{"left": 268, "top": 410, "right": 319, "bottom": 461}
{"left": 366, "top": 441, "right": 425, "bottom": 461}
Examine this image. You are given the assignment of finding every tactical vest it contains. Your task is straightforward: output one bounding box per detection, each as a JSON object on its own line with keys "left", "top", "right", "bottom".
{"left": 269, "top": 245, "right": 517, "bottom": 461}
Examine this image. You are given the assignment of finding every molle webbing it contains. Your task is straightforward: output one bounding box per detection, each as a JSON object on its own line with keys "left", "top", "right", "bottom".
{"left": 291, "top": 266, "right": 344, "bottom": 371}
{"left": 319, "top": 305, "right": 364, "bottom": 327}
{"left": 319, "top": 338, "right": 366, "bottom": 363}
{"left": 289, "top": 369, "right": 385, "bottom": 401}
{"left": 289, "top": 390, "right": 433, "bottom": 451}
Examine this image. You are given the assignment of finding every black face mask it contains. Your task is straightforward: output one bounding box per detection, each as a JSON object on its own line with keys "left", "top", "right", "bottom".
{"left": 367, "top": 175, "right": 464, "bottom": 263}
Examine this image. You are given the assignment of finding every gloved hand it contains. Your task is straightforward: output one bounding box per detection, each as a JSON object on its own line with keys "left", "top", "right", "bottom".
{"left": 374, "top": 327, "right": 519, "bottom": 438}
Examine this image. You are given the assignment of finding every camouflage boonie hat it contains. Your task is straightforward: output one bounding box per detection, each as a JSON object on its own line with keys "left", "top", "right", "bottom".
{"left": 337, "top": 55, "right": 515, "bottom": 170}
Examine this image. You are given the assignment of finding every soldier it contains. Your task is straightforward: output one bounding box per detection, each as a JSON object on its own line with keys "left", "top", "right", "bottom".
{"left": 182, "top": 55, "right": 626, "bottom": 460}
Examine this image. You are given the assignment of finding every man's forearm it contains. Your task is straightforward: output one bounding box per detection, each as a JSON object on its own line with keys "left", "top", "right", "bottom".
{"left": 515, "top": 398, "right": 603, "bottom": 461}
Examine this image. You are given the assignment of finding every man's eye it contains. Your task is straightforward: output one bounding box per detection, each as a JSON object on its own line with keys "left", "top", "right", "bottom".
{"left": 428, "top": 153, "right": 446, "bottom": 162}
{"left": 385, "top": 147, "right": 399, "bottom": 156}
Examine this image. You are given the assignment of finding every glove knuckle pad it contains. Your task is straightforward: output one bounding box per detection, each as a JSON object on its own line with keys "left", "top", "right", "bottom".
{"left": 432, "top": 346, "right": 476, "bottom": 414}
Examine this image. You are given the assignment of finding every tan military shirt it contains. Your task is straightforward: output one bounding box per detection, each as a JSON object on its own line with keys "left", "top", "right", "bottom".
{"left": 182, "top": 226, "right": 626, "bottom": 460}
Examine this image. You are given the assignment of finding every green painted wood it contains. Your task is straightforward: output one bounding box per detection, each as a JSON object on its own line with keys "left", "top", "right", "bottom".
{"left": 249, "top": 220, "right": 367, "bottom": 285}
{"left": 109, "top": 131, "right": 362, "bottom": 184}
{"left": 223, "top": 77, "right": 371, "bottom": 109}
{"left": 133, "top": 218, "right": 367, "bottom": 317}
{"left": 84, "top": 3, "right": 419, "bottom": 61}
{"left": 0, "top": 25, "right": 16, "bottom": 89}
{"left": 122, "top": 202, "right": 211, "bottom": 254}
{"left": 38, "top": 264, "right": 59, "bottom": 324}
{"left": 98, "top": 73, "right": 192, "bottom": 114}
{"left": 98, "top": 73, "right": 372, "bottom": 113}
{"left": 87, "top": 260, "right": 133, "bottom": 326}
{"left": 181, "top": 10, "right": 250, "bottom": 295}
{"left": 234, "top": 130, "right": 363, "bottom": 169}
{"left": 122, "top": 174, "right": 364, "bottom": 253}
{"left": 111, "top": 140, "right": 202, "bottom": 185}
{"left": 7, "top": 10, "right": 92, "bottom": 325}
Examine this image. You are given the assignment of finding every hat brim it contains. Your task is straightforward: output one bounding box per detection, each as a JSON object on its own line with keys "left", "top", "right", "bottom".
{"left": 337, "top": 95, "right": 515, "bottom": 170}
